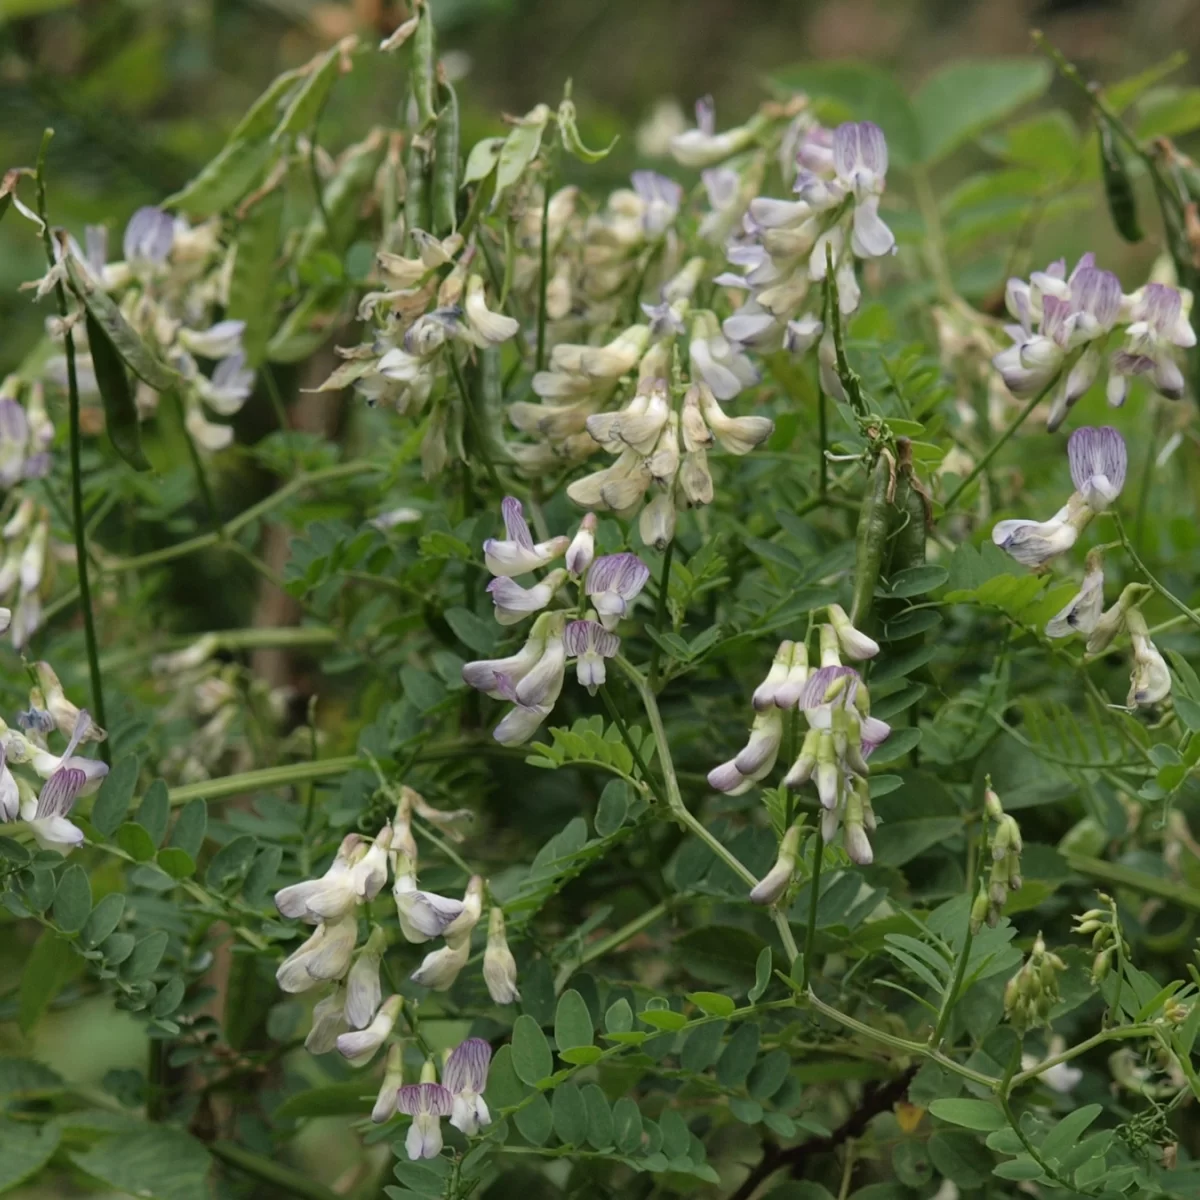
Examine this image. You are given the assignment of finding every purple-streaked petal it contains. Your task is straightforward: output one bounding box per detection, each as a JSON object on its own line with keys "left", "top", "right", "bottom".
{"left": 123, "top": 206, "right": 174, "bottom": 265}
{"left": 795, "top": 665, "right": 860, "bottom": 711}
{"left": 1070, "top": 268, "right": 1121, "bottom": 328}
{"left": 586, "top": 552, "right": 650, "bottom": 600}
{"left": 1139, "top": 282, "right": 1182, "bottom": 336}
{"left": 500, "top": 496, "right": 534, "bottom": 549}
{"left": 695, "top": 96, "right": 715, "bottom": 137}
{"left": 34, "top": 766, "right": 86, "bottom": 820}
{"left": 1067, "top": 426, "right": 1126, "bottom": 498}
{"left": 444, "top": 1037, "right": 492, "bottom": 1094}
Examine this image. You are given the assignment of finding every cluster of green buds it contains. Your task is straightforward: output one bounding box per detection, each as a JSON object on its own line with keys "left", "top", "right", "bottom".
{"left": 1003, "top": 932, "right": 1066, "bottom": 1034}
{"left": 1073, "top": 892, "right": 1130, "bottom": 984}
{"left": 970, "top": 781, "right": 1023, "bottom": 932}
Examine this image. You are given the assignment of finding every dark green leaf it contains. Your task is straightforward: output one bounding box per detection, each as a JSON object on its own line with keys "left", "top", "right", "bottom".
{"left": 513, "top": 1091, "right": 553, "bottom": 1146}
{"left": 511, "top": 1014, "right": 553, "bottom": 1085}
{"left": 18, "top": 930, "right": 73, "bottom": 1034}
{"left": 613, "top": 1096, "right": 642, "bottom": 1154}
{"left": 81, "top": 892, "right": 125, "bottom": 949}
{"left": 136, "top": 781, "right": 170, "bottom": 847}
{"left": 551, "top": 1082, "right": 588, "bottom": 1145}
{"left": 169, "top": 798, "right": 207, "bottom": 858}
{"left": 928, "top": 1098, "right": 1005, "bottom": 1131}
{"left": 116, "top": 823, "right": 158, "bottom": 863}
{"left": 0, "top": 1119, "right": 61, "bottom": 1193}
{"left": 206, "top": 835, "right": 258, "bottom": 888}
{"left": 91, "top": 755, "right": 138, "bottom": 838}
{"left": 122, "top": 931, "right": 169, "bottom": 981}
{"left": 582, "top": 1083, "right": 613, "bottom": 1148}
{"left": 716, "top": 1022, "right": 760, "bottom": 1089}
{"left": 156, "top": 848, "right": 196, "bottom": 879}
{"left": 749, "top": 947, "right": 772, "bottom": 1003}
{"left": 52, "top": 863, "right": 92, "bottom": 934}
{"left": 554, "top": 989, "right": 594, "bottom": 1053}
{"left": 681, "top": 1020, "right": 727, "bottom": 1073}
{"left": 484, "top": 1045, "right": 527, "bottom": 1110}
{"left": 70, "top": 1128, "right": 212, "bottom": 1200}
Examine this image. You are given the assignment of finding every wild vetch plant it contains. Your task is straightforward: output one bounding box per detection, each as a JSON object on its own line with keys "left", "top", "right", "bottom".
{"left": 3, "top": 10, "right": 1200, "bottom": 1200}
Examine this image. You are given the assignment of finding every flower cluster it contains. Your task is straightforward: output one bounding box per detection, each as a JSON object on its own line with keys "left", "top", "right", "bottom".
{"left": 710, "top": 120, "right": 896, "bottom": 383}
{"left": 389, "top": 1038, "right": 493, "bottom": 1159}
{"left": 0, "top": 377, "right": 53, "bottom": 487}
{"left": 970, "top": 784, "right": 1024, "bottom": 933}
{"left": 993, "top": 254, "right": 1195, "bottom": 430}
{"left": 712, "top": 608, "right": 890, "bottom": 869}
{"left": 462, "top": 497, "right": 649, "bottom": 743}
{"left": 0, "top": 495, "right": 57, "bottom": 649}
{"left": 992, "top": 425, "right": 1126, "bottom": 569}
{"left": 1003, "top": 932, "right": 1066, "bottom": 1034}
{"left": 0, "top": 663, "right": 108, "bottom": 852}
{"left": 32, "top": 206, "right": 254, "bottom": 451}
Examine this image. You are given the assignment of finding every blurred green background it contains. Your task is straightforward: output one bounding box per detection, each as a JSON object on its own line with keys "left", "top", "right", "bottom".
{"left": 3, "top": 0, "right": 1200, "bottom": 380}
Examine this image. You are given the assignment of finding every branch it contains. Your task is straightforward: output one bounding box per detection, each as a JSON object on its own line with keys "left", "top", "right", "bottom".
{"left": 728, "top": 1065, "right": 919, "bottom": 1200}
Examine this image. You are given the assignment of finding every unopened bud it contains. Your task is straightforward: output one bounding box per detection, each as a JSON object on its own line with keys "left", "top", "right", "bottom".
{"left": 828, "top": 603, "right": 879, "bottom": 661}
{"left": 483, "top": 906, "right": 520, "bottom": 1005}
{"left": 749, "top": 824, "right": 801, "bottom": 905}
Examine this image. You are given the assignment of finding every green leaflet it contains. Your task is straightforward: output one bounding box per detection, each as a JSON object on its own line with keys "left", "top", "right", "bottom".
{"left": 85, "top": 311, "right": 151, "bottom": 471}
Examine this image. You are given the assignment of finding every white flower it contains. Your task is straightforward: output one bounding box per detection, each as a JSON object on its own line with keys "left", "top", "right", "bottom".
{"left": 275, "top": 913, "right": 359, "bottom": 993}
{"left": 1046, "top": 554, "right": 1105, "bottom": 639}
{"left": 463, "top": 275, "right": 519, "bottom": 345}
{"left": 336, "top": 994, "right": 402, "bottom": 1066}
{"left": 275, "top": 833, "right": 365, "bottom": 923}
{"left": 393, "top": 863, "right": 466, "bottom": 944}
{"left": 123, "top": 206, "right": 175, "bottom": 268}
{"left": 1127, "top": 611, "right": 1171, "bottom": 708}
{"left": 483, "top": 906, "right": 520, "bottom": 1004}
{"left": 398, "top": 1082, "right": 454, "bottom": 1160}
{"left": 630, "top": 170, "right": 682, "bottom": 237}
{"left": 373, "top": 1042, "right": 406, "bottom": 1123}
{"left": 344, "top": 927, "right": 386, "bottom": 1030}
{"left": 749, "top": 824, "right": 800, "bottom": 906}
{"left": 709, "top": 708, "right": 783, "bottom": 796}
{"left": 991, "top": 507, "right": 1080, "bottom": 568}
{"left": 446, "top": 1037, "right": 493, "bottom": 1136}
{"left": 669, "top": 96, "right": 761, "bottom": 167}
{"left": 178, "top": 320, "right": 246, "bottom": 359}
{"left": 0, "top": 746, "right": 18, "bottom": 822}
{"left": 827, "top": 603, "right": 879, "bottom": 661}
{"left": 752, "top": 641, "right": 797, "bottom": 711}
{"left": 410, "top": 936, "right": 471, "bottom": 991}
{"left": 565, "top": 512, "right": 597, "bottom": 576}
{"left": 689, "top": 314, "right": 760, "bottom": 401}
{"left": 33, "top": 662, "right": 105, "bottom": 743}
{"left": 198, "top": 353, "right": 255, "bottom": 415}
{"left": 1109, "top": 282, "right": 1195, "bottom": 405}
{"left": 483, "top": 496, "right": 569, "bottom": 577}
{"left": 694, "top": 383, "right": 773, "bottom": 455}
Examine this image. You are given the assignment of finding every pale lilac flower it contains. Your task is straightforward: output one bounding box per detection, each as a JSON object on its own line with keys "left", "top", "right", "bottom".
{"left": 336, "top": 994, "right": 402, "bottom": 1066}
{"left": 275, "top": 913, "right": 359, "bottom": 993}
{"left": 708, "top": 709, "right": 783, "bottom": 795}
{"left": 0, "top": 746, "right": 18, "bottom": 822}
{"left": 275, "top": 833, "right": 365, "bottom": 923}
{"left": 405, "top": 307, "right": 462, "bottom": 356}
{"left": 344, "top": 927, "right": 386, "bottom": 1029}
{"left": 123, "top": 206, "right": 175, "bottom": 267}
{"left": 484, "top": 496, "right": 569, "bottom": 577}
{"left": 18, "top": 761, "right": 86, "bottom": 852}
{"left": 749, "top": 824, "right": 800, "bottom": 906}
{"left": 1109, "top": 283, "right": 1196, "bottom": 405}
{"left": 513, "top": 623, "right": 566, "bottom": 708}
{"left": 565, "top": 512, "right": 597, "bottom": 576}
{"left": 198, "top": 353, "right": 255, "bottom": 416}
{"left": 564, "top": 619, "right": 620, "bottom": 692}
{"left": 410, "top": 936, "right": 471, "bottom": 991}
{"left": 670, "top": 96, "right": 761, "bottom": 167}
{"left": 393, "top": 864, "right": 466, "bottom": 944}
{"left": 631, "top": 171, "right": 683, "bottom": 237}
{"left": 178, "top": 320, "right": 246, "bottom": 360}
{"left": 1068, "top": 426, "right": 1126, "bottom": 512}
{"left": 585, "top": 553, "right": 650, "bottom": 630}
{"left": 34, "top": 662, "right": 105, "bottom": 743}
{"left": 831, "top": 122, "right": 894, "bottom": 258}
{"left": 689, "top": 314, "right": 761, "bottom": 400}
{"left": 992, "top": 506, "right": 1080, "bottom": 568}
{"left": 445, "top": 1037, "right": 492, "bottom": 1135}
{"left": 398, "top": 1083, "right": 454, "bottom": 1160}
{"left": 487, "top": 570, "right": 567, "bottom": 626}
{"left": 491, "top": 674, "right": 553, "bottom": 745}
{"left": 462, "top": 621, "right": 550, "bottom": 698}
{"left": 752, "top": 642, "right": 796, "bottom": 711}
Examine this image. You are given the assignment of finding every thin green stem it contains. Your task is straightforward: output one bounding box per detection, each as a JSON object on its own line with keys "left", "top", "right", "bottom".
{"left": 448, "top": 350, "right": 503, "bottom": 492}
{"left": 800, "top": 826, "right": 824, "bottom": 991}
{"left": 943, "top": 378, "right": 1057, "bottom": 513}
{"left": 646, "top": 538, "right": 675, "bottom": 692}
{"left": 615, "top": 654, "right": 800, "bottom": 964}
{"left": 1112, "top": 510, "right": 1200, "bottom": 632}
{"left": 1008, "top": 1023, "right": 1157, "bottom": 1091}
{"left": 805, "top": 987, "right": 999, "bottom": 1089}
{"left": 1064, "top": 850, "right": 1200, "bottom": 912}
{"left": 598, "top": 683, "right": 663, "bottom": 804}
{"left": 101, "top": 460, "right": 378, "bottom": 573}
{"left": 998, "top": 1043, "right": 1078, "bottom": 1190}
{"left": 818, "top": 387, "right": 828, "bottom": 496}
{"left": 35, "top": 129, "right": 108, "bottom": 760}
{"left": 929, "top": 890, "right": 978, "bottom": 1049}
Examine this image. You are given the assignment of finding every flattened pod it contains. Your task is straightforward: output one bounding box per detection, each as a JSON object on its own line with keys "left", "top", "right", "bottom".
{"left": 410, "top": 7, "right": 437, "bottom": 129}
{"left": 271, "top": 40, "right": 350, "bottom": 143}
{"left": 849, "top": 451, "right": 891, "bottom": 628}
{"left": 85, "top": 311, "right": 151, "bottom": 471}
{"left": 1098, "top": 121, "right": 1142, "bottom": 243}
{"left": 404, "top": 139, "right": 432, "bottom": 254}
{"left": 62, "top": 250, "right": 178, "bottom": 392}
{"left": 432, "top": 81, "right": 461, "bottom": 236}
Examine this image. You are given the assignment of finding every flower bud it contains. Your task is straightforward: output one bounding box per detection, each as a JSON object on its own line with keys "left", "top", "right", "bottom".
{"left": 566, "top": 512, "right": 597, "bottom": 576}
{"left": 782, "top": 727, "right": 820, "bottom": 788}
{"left": 969, "top": 884, "right": 990, "bottom": 935}
{"left": 373, "top": 1042, "right": 405, "bottom": 1123}
{"left": 305, "top": 987, "right": 348, "bottom": 1054}
{"left": 483, "top": 906, "right": 520, "bottom": 1004}
{"left": 827, "top": 603, "right": 879, "bottom": 661}
{"left": 753, "top": 642, "right": 795, "bottom": 711}
{"left": 639, "top": 488, "right": 676, "bottom": 551}
{"left": 336, "top": 994, "right": 403, "bottom": 1067}
{"left": 345, "top": 925, "right": 386, "bottom": 1030}
{"left": 749, "top": 823, "right": 801, "bottom": 905}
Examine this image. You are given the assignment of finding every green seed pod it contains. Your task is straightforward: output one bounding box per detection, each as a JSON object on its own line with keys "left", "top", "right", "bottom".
{"left": 1099, "top": 120, "right": 1143, "bottom": 243}
{"left": 432, "top": 80, "right": 461, "bottom": 236}
{"left": 411, "top": 7, "right": 437, "bottom": 130}
{"left": 849, "top": 451, "right": 892, "bottom": 628}
{"left": 404, "top": 138, "right": 432, "bottom": 253}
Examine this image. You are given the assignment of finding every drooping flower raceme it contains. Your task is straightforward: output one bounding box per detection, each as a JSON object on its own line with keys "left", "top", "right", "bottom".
{"left": 993, "top": 255, "right": 1194, "bottom": 429}
{"left": 992, "top": 426, "right": 1126, "bottom": 568}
